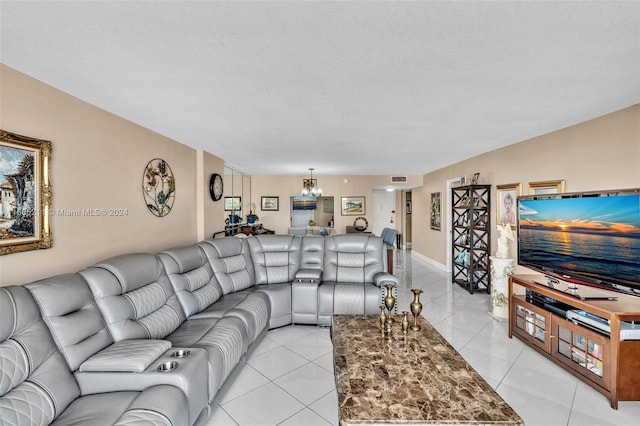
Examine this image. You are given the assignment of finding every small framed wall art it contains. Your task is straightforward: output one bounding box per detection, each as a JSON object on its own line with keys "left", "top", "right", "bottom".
{"left": 430, "top": 192, "right": 441, "bottom": 231}
{"left": 261, "top": 196, "right": 279, "bottom": 211}
{"left": 341, "top": 196, "right": 365, "bottom": 216}
{"left": 430, "top": 192, "right": 442, "bottom": 231}
{"left": 224, "top": 196, "right": 242, "bottom": 211}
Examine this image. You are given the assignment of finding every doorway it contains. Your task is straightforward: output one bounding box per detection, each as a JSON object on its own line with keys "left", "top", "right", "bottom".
{"left": 405, "top": 191, "right": 412, "bottom": 249}
{"left": 371, "top": 190, "right": 396, "bottom": 236}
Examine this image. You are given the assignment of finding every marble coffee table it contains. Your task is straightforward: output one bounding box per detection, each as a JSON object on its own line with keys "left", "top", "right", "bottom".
{"left": 331, "top": 315, "right": 524, "bottom": 426}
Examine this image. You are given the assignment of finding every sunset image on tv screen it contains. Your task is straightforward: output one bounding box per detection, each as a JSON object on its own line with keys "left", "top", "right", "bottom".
{"left": 518, "top": 194, "right": 640, "bottom": 284}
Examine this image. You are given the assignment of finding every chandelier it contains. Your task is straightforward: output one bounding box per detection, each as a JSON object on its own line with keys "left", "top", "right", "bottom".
{"left": 301, "top": 168, "right": 323, "bottom": 196}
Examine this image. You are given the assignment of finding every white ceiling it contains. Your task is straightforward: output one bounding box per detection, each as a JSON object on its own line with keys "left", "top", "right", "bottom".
{"left": 1, "top": 1, "right": 639, "bottom": 176}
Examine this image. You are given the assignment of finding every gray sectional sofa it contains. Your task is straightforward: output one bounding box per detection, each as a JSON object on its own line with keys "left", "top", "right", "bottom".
{"left": 0, "top": 234, "right": 397, "bottom": 426}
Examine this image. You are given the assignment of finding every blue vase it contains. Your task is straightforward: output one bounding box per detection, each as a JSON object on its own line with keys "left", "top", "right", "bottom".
{"left": 247, "top": 214, "right": 257, "bottom": 224}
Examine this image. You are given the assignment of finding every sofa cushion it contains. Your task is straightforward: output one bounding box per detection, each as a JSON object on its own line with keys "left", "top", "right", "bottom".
{"left": 165, "top": 316, "right": 249, "bottom": 395}
{"left": 25, "top": 273, "right": 113, "bottom": 372}
{"left": 50, "top": 386, "right": 188, "bottom": 426}
{"left": 247, "top": 235, "right": 302, "bottom": 284}
{"left": 80, "top": 253, "right": 187, "bottom": 341}
{"left": 317, "top": 283, "right": 382, "bottom": 326}
{"left": 159, "top": 245, "right": 224, "bottom": 317}
{"left": 323, "top": 235, "right": 385, "bottom": 283}
{"left": 198, "top": 238, "right": 255, "bottom": 293}
{"left": 0, "top": 286, "right": 80, "bottom": 424}
{"left": 255, "top": 283, "right": 292, "bottom": 329}
{"left": 300, "top": 235, "right": 325, "bottom": 270}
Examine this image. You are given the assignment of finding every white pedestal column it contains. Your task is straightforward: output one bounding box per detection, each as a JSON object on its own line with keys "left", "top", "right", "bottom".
{"left": 488, "top": 257, "right": 514, "bottom": 321}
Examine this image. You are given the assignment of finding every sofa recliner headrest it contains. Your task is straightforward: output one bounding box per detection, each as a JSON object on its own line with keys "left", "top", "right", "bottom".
{"left": 161, "top": 245, "right": 206, "bottom": 273}
{"left": 199, "top": 237, "right": 244, "bottom": 257}
{"left": 93, "top": 253, "right": 166, "bottom": 293}
{"left": 25, "top": 273, "right": 93, "bottom": 317}
{"left": 251, "top": 234, "right": 300, "bottom": 251}
{"left": 0, "top": 286, "right": 41, "bottom": 342}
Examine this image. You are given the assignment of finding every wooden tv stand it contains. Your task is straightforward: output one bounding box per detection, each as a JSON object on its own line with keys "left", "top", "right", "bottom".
{"left": 508, "top": 275, "right": 640, "bottom": 409}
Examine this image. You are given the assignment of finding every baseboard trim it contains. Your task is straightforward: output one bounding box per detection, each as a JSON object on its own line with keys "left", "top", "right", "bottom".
{"left": 410, "top": 251, "right": 448, "bottom": 272}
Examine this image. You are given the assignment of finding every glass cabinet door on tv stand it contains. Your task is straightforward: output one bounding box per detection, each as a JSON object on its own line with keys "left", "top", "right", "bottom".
{"left": 451, "top": 184, "right": 491, "bottom": 294}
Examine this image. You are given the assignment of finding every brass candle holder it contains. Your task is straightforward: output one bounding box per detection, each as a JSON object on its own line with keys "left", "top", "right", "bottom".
{"left": 401, "top": 311, "right": 410, "bottom": 335}
{"left": 410, "top": 288, "right": 423, "bottom": 331}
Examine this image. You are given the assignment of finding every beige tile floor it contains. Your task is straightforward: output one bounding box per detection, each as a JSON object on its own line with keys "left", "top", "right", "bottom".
{"left": 206, "top": 250, "right": 640, "bottom": 426}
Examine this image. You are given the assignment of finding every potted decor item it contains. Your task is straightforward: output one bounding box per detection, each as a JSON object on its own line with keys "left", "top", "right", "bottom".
{"left": 247, "top": 211, "right": 259, "bottom": 224}
{"left": 227, "top": 212, "right": 242, "bottom": 224}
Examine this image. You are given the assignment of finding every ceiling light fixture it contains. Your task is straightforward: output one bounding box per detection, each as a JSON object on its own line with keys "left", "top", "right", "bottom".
{"left": 301, "top": 168, "right": 322, "bottom": 196}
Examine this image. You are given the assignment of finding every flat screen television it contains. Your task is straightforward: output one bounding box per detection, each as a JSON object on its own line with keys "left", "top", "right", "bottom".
{"left": 517, "top": 188, "right": 640, "bottom": 296}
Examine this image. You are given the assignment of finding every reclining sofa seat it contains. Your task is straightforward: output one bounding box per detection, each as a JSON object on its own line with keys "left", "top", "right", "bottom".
{"left": 159, "top": 242, "right": 270, "bottom": 345}
{"left": 23, "top": 273, "right": 207, "bottom": 425}
{"left": 317, "top": 234, "right": 399, "bottom": 326}
{"left": 0, "top": 285, "right": 189, "bottom": 426}
{"left": 78, "top": 252, "right": 252, "bottom": 403}
{"left": 245, "top": 234, "right": 303, "bottom": 328}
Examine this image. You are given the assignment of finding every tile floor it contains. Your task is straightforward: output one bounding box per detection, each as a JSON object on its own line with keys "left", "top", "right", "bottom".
{"left": 207, "top": 250, "right": 640, "bottom": 426}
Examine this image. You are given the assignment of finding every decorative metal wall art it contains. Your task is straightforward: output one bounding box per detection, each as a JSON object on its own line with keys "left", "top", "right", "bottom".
{"left": 0, "top": 130, "right": 52, "bottom": 255}
{"left": 142, "top": 158, "right": 175, "bottom": 217}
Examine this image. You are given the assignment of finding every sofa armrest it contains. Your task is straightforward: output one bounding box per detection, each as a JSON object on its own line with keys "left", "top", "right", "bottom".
{"left": 75, "top": 347, "right": 209, "bottom": 424}
{"left": 374, "top": 272, "right": 399, "bottom": 288}
{"left": 80, "top": 339, "right": 171, "bottom": 372}
{"left": 295, "top": 268, "right": 322, "bottom": 283}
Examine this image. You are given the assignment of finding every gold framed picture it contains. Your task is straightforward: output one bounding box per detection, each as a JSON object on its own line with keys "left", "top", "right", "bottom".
{"left": 496, "top": 183, "right": 522, "bottom": 229}
{"left": 528, "top": 179, "right": 565, "bottom": 195}
{"left": 0, "top": 130, "right": 52, "bottom": 255}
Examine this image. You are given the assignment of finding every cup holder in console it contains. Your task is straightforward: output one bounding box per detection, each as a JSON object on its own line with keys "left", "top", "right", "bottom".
{"left": 171, "top": 349, "right": 191, "bottom": 358}
{"left": 157, "top": 361, "right": 178, "bottom": 372}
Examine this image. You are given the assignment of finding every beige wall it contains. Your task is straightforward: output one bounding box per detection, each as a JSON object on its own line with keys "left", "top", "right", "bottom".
{"left": 251, "top": 175, "right": 383, "bottom": 234}
{"left": 202, "top": 151, "right": 226, "bottom": 239}
{"left": 411, "top": 105, "right": 640, "bottom": 269}
{"left": 2, "top": 64, "right": 637, "bottom": 286}
{"left": 0, "top": 65, "right": 209, "bottom": 286}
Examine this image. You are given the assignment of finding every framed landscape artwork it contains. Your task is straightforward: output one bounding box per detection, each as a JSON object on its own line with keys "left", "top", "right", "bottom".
{"left": 224, "top": 196, "right": 241, "bottom": 211}
{"left": 261, "top": 196, "right": 279, "bottom": 211}
{"left": 341, "top": 196, "right": 365, "bottom": 216}
{"left": 0, "top": 130, "right": 52, "bottom": 255}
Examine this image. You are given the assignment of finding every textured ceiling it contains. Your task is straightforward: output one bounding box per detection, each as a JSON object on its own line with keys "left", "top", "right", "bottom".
{"left": 1, "top": 1, "right": 639, "bottom": 176}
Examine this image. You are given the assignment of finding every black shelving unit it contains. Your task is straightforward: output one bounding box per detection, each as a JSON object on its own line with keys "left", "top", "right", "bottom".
{"left": 451, "top": 184, "right": 491, "bottom": 294}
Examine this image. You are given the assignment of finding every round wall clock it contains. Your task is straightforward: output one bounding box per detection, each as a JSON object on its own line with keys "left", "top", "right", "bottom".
{"left": 209, "top": 173, "right": 223, "bottom": 201}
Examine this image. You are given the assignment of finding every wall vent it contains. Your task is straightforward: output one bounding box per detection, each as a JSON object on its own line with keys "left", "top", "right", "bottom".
{"left": 390, "top": 176, "right": 407, "bottom": 183}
